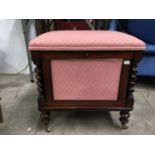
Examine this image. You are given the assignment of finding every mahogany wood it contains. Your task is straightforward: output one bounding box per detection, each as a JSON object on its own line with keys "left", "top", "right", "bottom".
{"left": 31, "top": 50, "right": 142, "bottom": 131}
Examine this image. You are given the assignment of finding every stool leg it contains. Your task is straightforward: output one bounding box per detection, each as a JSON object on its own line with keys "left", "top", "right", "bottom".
{"left": 40, "top": 111, "right": 50, "bottom": 132}
{"left": 119, "top": 111, "right": 130, "bottom": 129}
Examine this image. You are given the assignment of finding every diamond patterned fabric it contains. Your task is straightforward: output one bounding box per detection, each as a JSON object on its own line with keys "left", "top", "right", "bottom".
{"left": 51, "top": 59, "right": 122, "bottom": 100}
{"left": 29, "top": 30, "right": 145, "bottom": 51}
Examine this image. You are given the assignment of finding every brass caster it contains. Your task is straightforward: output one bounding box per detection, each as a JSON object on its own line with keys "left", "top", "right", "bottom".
{"left": 121, "top": 124, "right": 128, "bottom": 129}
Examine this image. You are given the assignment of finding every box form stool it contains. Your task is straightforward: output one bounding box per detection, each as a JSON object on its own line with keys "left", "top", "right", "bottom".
{"left": 29, "top": 30, "right": 144, "bottom": 131}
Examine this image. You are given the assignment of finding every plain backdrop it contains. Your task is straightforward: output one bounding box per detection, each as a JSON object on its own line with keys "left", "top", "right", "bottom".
{"left": 0, "top": 19, "right": 36, "bottom": 74}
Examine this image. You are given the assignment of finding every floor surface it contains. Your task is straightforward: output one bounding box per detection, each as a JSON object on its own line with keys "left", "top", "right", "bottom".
{"left": 0, "top": 74, "right": 155, "bottom": 135}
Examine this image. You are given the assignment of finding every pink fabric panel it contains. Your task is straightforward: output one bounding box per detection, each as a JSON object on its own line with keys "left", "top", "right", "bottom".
{"left": 51, "top": 59, "right": 122, "bottom": 100}
{"left": 29, "top": 30, "right": 145, "bottom": 51}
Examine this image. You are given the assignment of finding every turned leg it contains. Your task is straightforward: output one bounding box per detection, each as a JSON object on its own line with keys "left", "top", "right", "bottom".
{"left": 40, "top": 111, "right": 50, "bottom": 132}
{"left": 119, "top": 111, "right": 130, "bottom": 129}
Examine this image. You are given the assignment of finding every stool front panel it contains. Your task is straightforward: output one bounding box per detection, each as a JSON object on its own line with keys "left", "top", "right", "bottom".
{"left": 51, "top": 59, "right": 122, "bottom": 101}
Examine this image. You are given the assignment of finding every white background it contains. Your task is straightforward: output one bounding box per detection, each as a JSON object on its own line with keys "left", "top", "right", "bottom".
{"left": 0, "top": 19, "right": 36, "bottom": 74}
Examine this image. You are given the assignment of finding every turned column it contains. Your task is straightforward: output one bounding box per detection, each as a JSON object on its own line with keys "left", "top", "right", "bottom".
{"left": 120, "top": 53, "right": 142, "bottom": 129}
{"left": 34, "top": 59, "right": 50, "bottom": 132}
{"left": 120, "top": 111, "right": 130, "bottom": 129}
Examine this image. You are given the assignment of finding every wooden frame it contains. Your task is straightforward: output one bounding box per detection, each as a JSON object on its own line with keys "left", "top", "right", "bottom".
{"left": 31, "top": 50, "right": 142, "bottom": 131}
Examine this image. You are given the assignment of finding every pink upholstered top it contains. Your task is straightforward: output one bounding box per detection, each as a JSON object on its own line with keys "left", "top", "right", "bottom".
{"left": 29, "top": 30, "right": 145, "bottom": 51}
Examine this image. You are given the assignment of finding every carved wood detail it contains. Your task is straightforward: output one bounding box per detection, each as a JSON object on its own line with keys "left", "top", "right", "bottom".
{"left": 119, "top": 111, "right": 130, "bottom": 129}
{"left": 34, "top": 60, "right": 45, "bottom": 100}
{"left": 128, "top": 61, "right": 138, "bottom": 99}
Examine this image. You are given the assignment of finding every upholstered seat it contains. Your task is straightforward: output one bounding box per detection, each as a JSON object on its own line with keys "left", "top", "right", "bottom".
{"left": 29, "top": 30, "right": 145, "bottom": 51}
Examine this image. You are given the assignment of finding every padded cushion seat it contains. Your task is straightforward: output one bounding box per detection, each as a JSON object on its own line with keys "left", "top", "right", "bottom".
{"left": 29, "top": 30, "right": 145, "bottom": 51}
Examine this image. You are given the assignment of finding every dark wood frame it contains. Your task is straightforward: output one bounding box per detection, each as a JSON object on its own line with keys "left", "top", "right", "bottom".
{"left": 31, "top": 50, "right": 142, "bottom": 131}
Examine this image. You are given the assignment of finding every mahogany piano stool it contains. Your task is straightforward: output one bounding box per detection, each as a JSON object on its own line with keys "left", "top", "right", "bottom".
{"left": 29, "top": 30, "right": 144, "bottom": 132}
